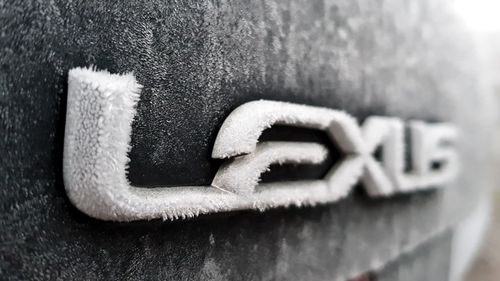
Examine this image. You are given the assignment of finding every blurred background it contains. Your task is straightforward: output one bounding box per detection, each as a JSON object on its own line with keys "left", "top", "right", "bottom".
{"left": 453, "top": 0, "right": 500, "bottom": 279}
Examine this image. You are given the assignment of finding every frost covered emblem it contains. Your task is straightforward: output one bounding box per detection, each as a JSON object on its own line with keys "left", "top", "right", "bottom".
{"left": 63, "top": 68, "right": 459, "bottom": 221}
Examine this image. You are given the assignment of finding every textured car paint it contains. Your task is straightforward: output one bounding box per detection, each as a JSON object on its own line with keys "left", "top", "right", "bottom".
{"left": 0, "top": 0, "right": 497, "bottom": 280}
{"left": 376, "top": 231, "right": 453, "bottom": 281}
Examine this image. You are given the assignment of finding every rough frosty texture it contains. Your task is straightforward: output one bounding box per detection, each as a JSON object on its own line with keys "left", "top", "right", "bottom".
{"left": 64, "top": 67, "right": 141, "bottom": 220}
{"left": 212, "top": 142, "right": 328, "bottom": 194}
{"left": 212, "top": 100, "right": 362, "bottom": 158}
